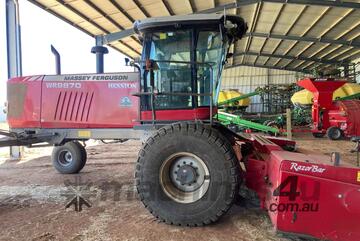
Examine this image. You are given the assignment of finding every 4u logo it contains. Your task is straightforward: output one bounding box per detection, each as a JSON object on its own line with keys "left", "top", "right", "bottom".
{"left": 269, "top": 176, "right": 320, "bottom": 212}
{"left": 273, "top": 176, "right": 320, "bottom": 201}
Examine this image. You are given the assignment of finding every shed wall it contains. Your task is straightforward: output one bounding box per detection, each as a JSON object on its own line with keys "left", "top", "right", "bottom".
{"left": 221, "top": 66, "right": 303, "bottom": 112}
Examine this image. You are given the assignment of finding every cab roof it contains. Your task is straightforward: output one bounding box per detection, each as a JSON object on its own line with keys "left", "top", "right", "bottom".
{"left": 136, "top": 14, "right": 243, "bottom": 30}
{"left": 134, "top": 13, "right": 247, "bottom": 41}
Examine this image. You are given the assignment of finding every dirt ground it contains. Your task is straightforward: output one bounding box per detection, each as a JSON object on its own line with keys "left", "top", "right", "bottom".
{"left": 0, "top": 129, "right": 358, "bottom": 241}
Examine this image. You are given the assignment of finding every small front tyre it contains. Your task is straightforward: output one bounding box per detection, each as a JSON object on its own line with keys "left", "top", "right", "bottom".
{"left": 52, "top": 141, "right": 87, "bottom": 174}
{"left": 327, "top": 126, "right": 343, "bottom": 140}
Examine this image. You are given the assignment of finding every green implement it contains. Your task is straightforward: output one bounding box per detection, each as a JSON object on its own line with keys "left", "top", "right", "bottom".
{"left": 216, "top": 111, "right": 280, "bottom": 134}
{"left": 218, "top": 91, "right": 259, "bottom": 106}
{"left": 336, "top": 92, "right": 360, "bottom": 101}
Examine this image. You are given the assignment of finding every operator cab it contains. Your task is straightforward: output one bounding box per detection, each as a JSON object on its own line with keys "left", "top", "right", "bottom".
{"left": 133, "top": 14, "right": 247, "bottom": 123}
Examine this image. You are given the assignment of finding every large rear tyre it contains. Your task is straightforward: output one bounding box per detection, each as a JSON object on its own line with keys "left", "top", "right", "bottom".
{"left": 135, "top": 122, "right": 241, "bottom": 226}
{"left": 327, "top": 126, "right": 343, "bottom": 140}
{"left": 52, "top": 141, "right": 87, "bottom": 174}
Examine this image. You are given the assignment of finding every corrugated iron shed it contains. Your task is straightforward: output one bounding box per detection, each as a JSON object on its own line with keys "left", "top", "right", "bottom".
{"left": 28, "top": 0, "right": 360, "bottom": 73}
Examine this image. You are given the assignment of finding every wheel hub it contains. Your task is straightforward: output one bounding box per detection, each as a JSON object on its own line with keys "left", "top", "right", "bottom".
{"left": 176, "top": 165, "right": 197, "bottom": 185}
{"left": 334, "top": 129, "right": 341, "bottom": 138}
{"left": 58, "top": 150, "right": 73, "bottom": 166}
{"left": 160, "top": 152, "right": 210, "bottom": 203}
{"left": 65, "top": 152, "right": 73, "bottom": 162}
{"left": 169, "top": 156, "right": 206, "bottom": 192}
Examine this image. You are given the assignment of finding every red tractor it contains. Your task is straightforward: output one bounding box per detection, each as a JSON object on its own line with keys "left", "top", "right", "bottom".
{"left": 297, "top": 78, "right": 360, "bottom": 140}
{"left": 2, "top": 14, "right": 360, "bottom": 241}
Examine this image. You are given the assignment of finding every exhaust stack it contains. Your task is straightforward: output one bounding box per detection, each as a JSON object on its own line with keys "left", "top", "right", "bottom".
{"left": 51, "top": 45, "right": 61, "bottom": 75}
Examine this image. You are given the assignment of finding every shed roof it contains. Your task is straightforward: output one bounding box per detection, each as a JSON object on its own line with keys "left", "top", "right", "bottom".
{"left": 28, "top": 0, "right": 360, "bottom": 73}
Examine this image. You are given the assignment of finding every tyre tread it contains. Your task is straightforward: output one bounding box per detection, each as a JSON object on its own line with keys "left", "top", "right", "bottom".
{"left": 135, "top": 122, "right": 240, "bottom": 226}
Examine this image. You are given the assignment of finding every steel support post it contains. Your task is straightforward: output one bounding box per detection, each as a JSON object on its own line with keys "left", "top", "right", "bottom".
{"left": 6, "top": 0, "right": 22, "bottom": 159}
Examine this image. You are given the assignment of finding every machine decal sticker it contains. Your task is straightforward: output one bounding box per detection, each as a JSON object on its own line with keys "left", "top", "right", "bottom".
{"left": 120, "top": 97, "right": 132, "bottom": 107}
{"left": 78, "top": 130, "right": 91, "bottom": 138}
{"left": 64, "top": 75, "right": 92, "bottom": 81}
{"left": 46, "top": 82, "right": 82, "bottom": 89}
{"left": 92, "top": 75, "right": 128, "bottom": 81}
{"left": 43, "top": 73, "right": 139, "bottom": 82}
{"left": 290, "top": 162, "right": 325, "bottom": 173}
{"left": 108, "top": 83, "right": 137, "bottom": 89}
{"left": 357, "top": 171, "right": 360, "bottom": 182}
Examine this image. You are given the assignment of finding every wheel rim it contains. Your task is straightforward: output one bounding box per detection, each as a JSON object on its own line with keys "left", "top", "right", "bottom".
{"left": 58, "top": 150, "right": 73, "bottom": 166}
{"left": 332, "top": 129, "right": 341, "bottom": 139}
{"left": 159, "top": 152, "right": 210, "bottom": 204}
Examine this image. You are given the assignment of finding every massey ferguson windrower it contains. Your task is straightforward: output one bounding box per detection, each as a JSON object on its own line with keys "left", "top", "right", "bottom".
{"left": 2, "top": 14, "right": 360, "bottom": 241}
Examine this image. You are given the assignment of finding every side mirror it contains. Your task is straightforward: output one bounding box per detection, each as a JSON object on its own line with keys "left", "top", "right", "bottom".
{"left": 125, "top": 58, "right": 141, "bottom": 72}
{"left": 125, "top": 57, "right": 130, "bottom": 66}
{"left": 224, "top": 20, "right": 237, "bottom": 29}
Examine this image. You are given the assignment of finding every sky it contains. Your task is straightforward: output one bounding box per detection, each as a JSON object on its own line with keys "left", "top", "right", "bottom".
{"left": 0, "top": 0, "right": 134, "bottom": 104}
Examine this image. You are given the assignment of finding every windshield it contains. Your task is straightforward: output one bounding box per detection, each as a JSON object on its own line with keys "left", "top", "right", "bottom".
{"left": 142, "top": 28, "right": 227, "bottom": 110}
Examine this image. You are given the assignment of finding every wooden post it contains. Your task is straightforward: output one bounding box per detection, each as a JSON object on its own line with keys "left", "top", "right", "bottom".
{"left": 286, "top": 108, "right": 292, "bottom": 140}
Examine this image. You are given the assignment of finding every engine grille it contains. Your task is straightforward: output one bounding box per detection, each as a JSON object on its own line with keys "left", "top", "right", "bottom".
{"left": 54, "top": 91, "right": 94, "bottom": 122}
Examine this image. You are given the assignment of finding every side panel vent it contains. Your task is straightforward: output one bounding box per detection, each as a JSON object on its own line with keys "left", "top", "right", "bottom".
{"left": 54, "top": 91, "right": 94, "bottom": 122}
